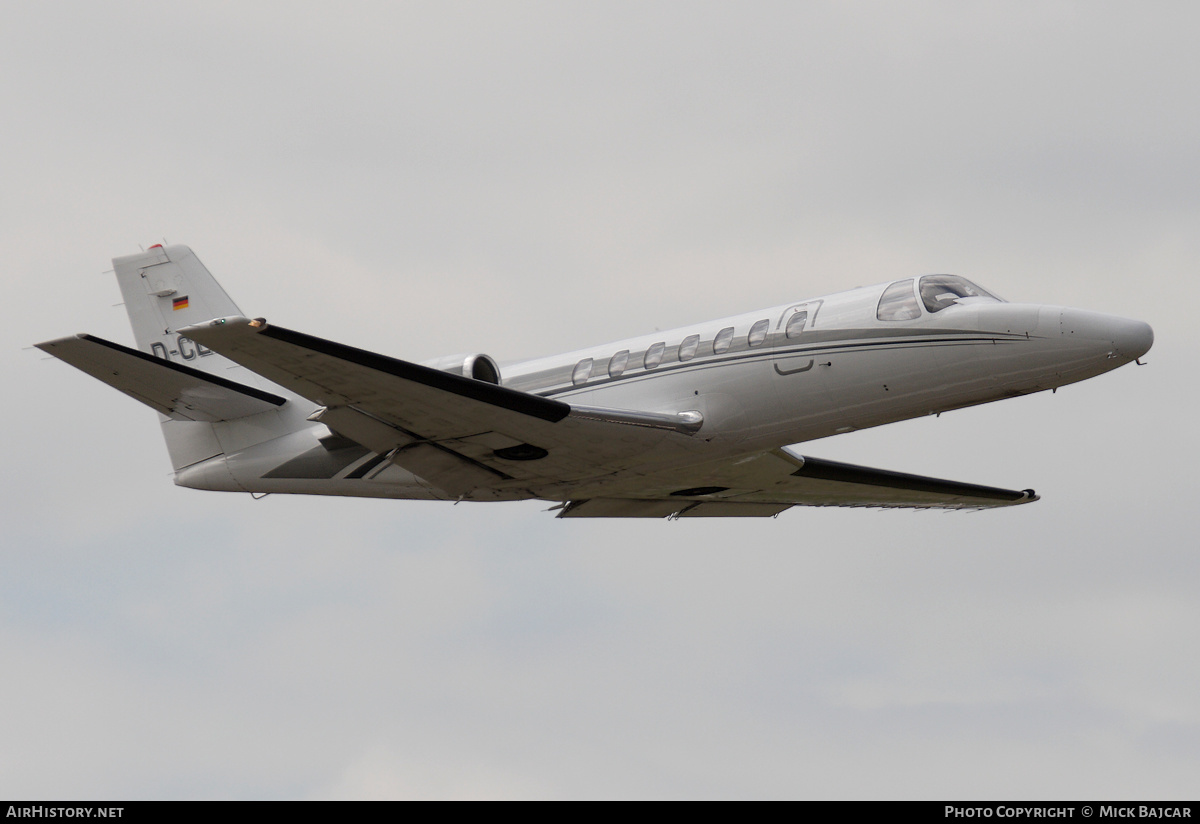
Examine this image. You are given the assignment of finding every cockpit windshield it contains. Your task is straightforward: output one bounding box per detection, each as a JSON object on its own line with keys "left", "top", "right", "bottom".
{"left": 877, "top": 279, "right": 921, "bottom": 321}
{"left": 918, "top": 275, "right": 1002, "bottom": 313}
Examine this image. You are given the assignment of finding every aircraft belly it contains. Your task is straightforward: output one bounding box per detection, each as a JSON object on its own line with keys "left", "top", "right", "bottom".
{"left": 201, "top": 425, "right": 443, "bottom": 500}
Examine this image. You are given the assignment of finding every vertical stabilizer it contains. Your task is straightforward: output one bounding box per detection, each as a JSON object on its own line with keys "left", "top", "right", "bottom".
{"left": 112, "top": 245, "right": 311, "bottom": 477}
{"left": 114, "top": 245, "right": 242, "bottom": 365}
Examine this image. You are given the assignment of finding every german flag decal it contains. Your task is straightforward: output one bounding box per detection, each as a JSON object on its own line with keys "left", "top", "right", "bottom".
{"left": 172, "top": 296, "right": 189, "bottom": 311}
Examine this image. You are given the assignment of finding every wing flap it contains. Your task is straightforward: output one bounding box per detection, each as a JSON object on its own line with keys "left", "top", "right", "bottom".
{"left": 558, "top": 499, "right": 792, "bottom": 518}
{"left": 557, "top": 499, "right": 686, "bottom": 518}
{"left": 35, "top": 334, "right": 286, "bottom": 422}
{"left": 676, "top": 501, "right": 792, "bottom": 517}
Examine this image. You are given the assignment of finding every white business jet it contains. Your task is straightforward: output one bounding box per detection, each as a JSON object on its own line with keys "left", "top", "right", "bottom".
{"left": 37, "top": 245, "right": 1152, "bottom": 517}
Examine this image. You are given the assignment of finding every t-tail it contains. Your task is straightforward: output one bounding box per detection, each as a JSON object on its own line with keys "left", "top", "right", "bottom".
{"left": 36, "top": 245, "right": 313, "bottom": 489}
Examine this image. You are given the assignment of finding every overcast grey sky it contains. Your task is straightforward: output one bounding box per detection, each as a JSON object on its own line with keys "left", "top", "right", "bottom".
{"left": 4, "top": 1, "right": 1197, "bottom": 799}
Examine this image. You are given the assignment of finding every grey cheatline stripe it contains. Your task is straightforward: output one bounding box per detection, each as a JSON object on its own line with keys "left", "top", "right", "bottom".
{"left": 534, "top": 332, "right": 1024, "bottom": 398}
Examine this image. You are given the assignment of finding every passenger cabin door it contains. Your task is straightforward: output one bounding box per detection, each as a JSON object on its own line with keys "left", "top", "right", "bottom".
{"left": 773, "top": 301, "right": 820, "bottom": 376}
{"left": 768, "top": 300, "right": 845, "bottom": 437}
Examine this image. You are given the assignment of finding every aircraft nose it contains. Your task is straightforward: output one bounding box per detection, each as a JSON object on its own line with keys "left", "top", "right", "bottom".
{"left": 1114, "top": 317, "right": 1154, "bottom": 360}
{"left": 1059, "top": 309, "right": 1154, "bottom": 361}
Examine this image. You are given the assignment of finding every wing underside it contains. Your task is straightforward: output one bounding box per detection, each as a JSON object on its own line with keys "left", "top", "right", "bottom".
{"left": 556, "top": 448, "right": 1037, "bottom": 517}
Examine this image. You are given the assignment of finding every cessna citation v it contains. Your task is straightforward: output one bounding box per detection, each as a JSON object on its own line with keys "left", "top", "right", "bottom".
{"left": 37, "top": 245, "right": 1152, "bottom": 518}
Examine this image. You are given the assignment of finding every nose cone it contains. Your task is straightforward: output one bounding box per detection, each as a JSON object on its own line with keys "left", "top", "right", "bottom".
{"left": 1114, "top": 317, "right": 1154, "bottom": 360}
{"left": 1060, "top": 309, "right": 1154, "bottom": 362}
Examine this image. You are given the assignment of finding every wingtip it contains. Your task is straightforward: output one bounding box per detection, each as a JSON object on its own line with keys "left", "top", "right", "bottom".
{"left": 33, "top": 333, "right": 88, "bottom": 352}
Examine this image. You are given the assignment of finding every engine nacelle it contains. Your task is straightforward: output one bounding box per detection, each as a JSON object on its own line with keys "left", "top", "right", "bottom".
{"left": 420, "top": 353, "right": 502, "bottom": 385}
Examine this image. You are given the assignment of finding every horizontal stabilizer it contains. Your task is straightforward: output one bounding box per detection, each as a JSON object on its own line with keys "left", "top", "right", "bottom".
{"left": 36, "top": 334, "right": 287, "bottom": 422}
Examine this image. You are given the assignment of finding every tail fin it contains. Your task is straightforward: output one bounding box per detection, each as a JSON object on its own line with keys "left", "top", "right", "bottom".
{"left": 107, "top": 245, "right": 311, "bottom": 476}
{"left": 114, "top": 245, "right": 244, "bottom": 372}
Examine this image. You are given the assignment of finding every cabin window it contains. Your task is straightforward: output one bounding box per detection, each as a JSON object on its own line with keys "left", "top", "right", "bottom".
{"left": 572, "top": 358, "right": 593, "bottom": 385}
{"left": 713, "top": 326, "right": 734, "bottom": 354}
{"left": 919, "top": 275, "right": 1001, "bottom": 313}
{"left": 748, "top": 319, "right": 769, "bottom": 347}
{"left": 679, "top": 334, "right": 700, "bottom": 361}
{"left": 645, "top": 341, "right": 666, "bottom": 369}
{"left": 609, "top": 349, "right": 629, "bottom": 378}
{"left": 877, "top": 279, "right": 921, "bottom": 321}
{"left": 785, "top": 310, "right": 808, "bottom": 339}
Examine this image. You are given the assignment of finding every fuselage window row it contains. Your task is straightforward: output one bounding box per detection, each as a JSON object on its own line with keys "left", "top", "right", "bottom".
{"left": 571, "top": 320, "right": 770, "bottom": 387}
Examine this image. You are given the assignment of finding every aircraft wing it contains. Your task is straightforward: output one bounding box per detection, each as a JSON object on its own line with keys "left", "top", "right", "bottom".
{"left": 181, "top": 317, "right": 699, "bottom": 497}
{"left": 555, "top": 447, "right": 1038, "bottom": 517}
{"left": 35, "top": 333, "right": 286, "bottom": 422}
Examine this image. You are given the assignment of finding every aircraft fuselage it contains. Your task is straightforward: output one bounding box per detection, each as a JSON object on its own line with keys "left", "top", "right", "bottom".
{"left": 504, "top": 284, "right": 1151, "bottom": 454}
{"left": 183, "top": 277, "right": 1151, "bottom": 503}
